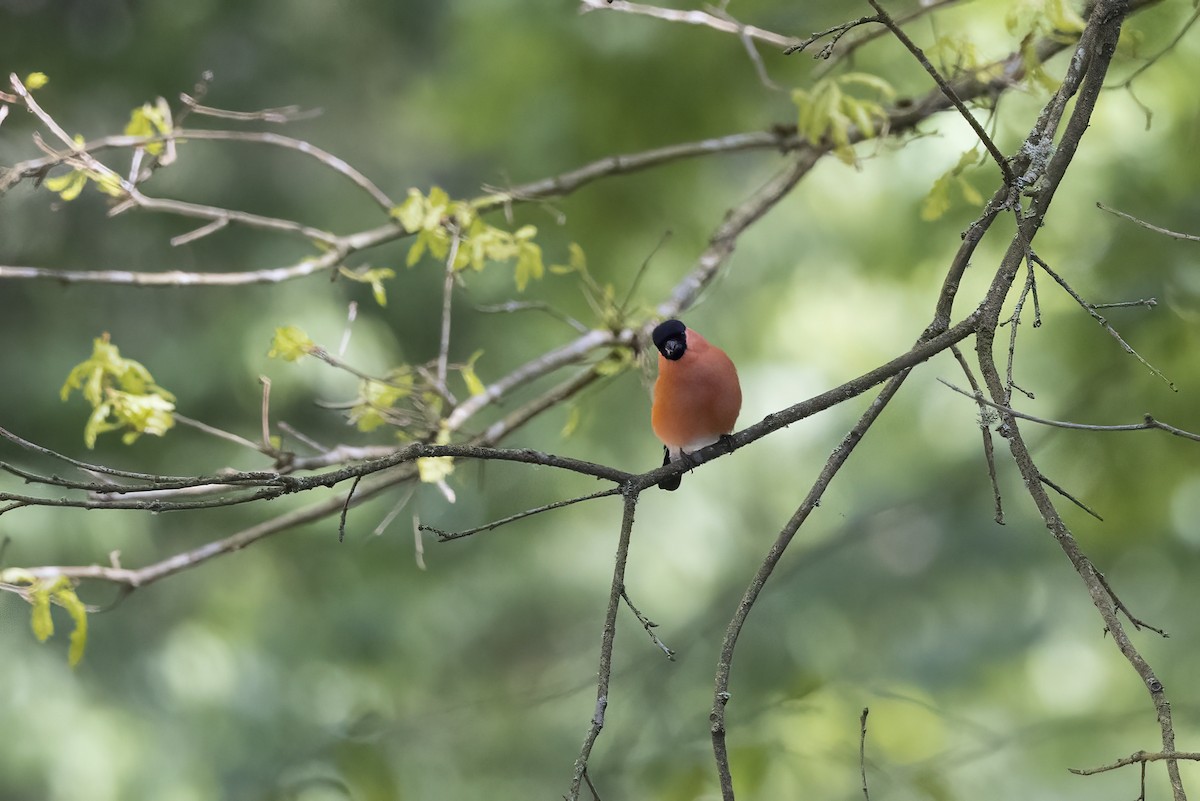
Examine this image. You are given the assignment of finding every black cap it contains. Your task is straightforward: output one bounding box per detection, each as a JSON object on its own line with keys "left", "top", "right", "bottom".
{"left": 652, "top": 319, "right": 688, "bottom": 360}
{"left": 652, "top": 319, "right": 686, "bottom": 350}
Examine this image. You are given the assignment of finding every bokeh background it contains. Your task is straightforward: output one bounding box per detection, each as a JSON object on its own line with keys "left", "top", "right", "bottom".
{"left": 3, "top": 1, "right": 1200, "bottom": 799}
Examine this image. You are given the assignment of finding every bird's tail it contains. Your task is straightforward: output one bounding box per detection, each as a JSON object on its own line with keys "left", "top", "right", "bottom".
{"left": 658, "top": 446, "right": 681, "bottom": 491}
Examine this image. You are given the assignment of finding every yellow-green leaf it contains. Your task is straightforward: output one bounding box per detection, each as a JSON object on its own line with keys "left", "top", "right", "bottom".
{"left": 268, "top": 326, "right": 313, "bottom": 361}
{"left": 44, "top": 170, "right": 87, "bottom": 201}
{"left": 921, "top": 173, "right": 953, "bottom": 221}
{"left": 514, "top": 241, "right": 544, "bottom": 291}
{"left": 30, "top": 588, "right": 53, "bottom": 642}
{"left": 349, "top": 370, "right": 414, "bottom": 432}
{"left": 417, "top": 426, "right": 455, "bottom": 485}
{"left": 392, "top": 189, "right": 426, "bottom": 230}
{"left": 339, "top": 266, "right": 396, "bottom": 307}
{"left": 125, "top": 101, "right": 172, "bottom": 156}
{"left": 24, "top": 71, "right": 49, "bottom": 90}
{"left": 460, "top": 350, "right": 486, "bottom": 397}
{"left": 53, "top": 584, "right": 89, "bottom": 667}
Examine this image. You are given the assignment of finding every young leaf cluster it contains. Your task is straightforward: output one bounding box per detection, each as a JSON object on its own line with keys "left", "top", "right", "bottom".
{"left": 392, "top": 187, "right": 545, "bottom": 290}
{"left": 792, "top": 73, "right": 896, "bottom": 166}
{"left": 60, "top": 334, "right": 176, "bottom": 448}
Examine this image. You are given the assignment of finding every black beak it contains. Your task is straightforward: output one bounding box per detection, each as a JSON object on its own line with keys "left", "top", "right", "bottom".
{"left": 663, "top": 339, "right": 685, "bottom": 360}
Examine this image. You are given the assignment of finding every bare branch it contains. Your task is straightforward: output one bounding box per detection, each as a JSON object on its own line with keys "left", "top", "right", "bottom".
{"left": 1071, "top": 751, "right": 1200, "bottom": 777}
{"left": 578, "top": 0, "right": 801, "bottom": 50}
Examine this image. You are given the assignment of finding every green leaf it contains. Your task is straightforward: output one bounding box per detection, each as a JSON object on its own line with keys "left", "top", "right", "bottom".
{"left": 267, "top": 326, "right": 314, "bottom": 361}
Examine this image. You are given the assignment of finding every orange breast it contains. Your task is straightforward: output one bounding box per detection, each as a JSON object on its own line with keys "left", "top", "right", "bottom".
{"left": 651, "top": 332, "right": 741, "bottom": 450}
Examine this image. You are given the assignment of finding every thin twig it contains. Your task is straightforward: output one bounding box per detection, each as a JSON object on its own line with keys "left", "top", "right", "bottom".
{"left": 474, "top": 301, "right": 590, "bottom": 334}
{"left": 1097, "top": 202, "right": 1200, "bottom": 243}
{"left": 620, "top": 587, "right": 675, "bottom": 660}
{"left": 427, "top": 487, "right": 621, "bottom": 542}
{"left": 1070, "top": 751, "right": 1200, "bottom": 776}
{"left": 0, "top": 426, "right": 194, "bottom": 482}
{"left": 949, "top": 345, "right": 1004, "bottom": 524}
{"left": 860, "top": 707, "right": 871, "bottom": 801}
{"left": 1038, "top": 474, "right": 1103, "bottom": 521}
{"left": 179, "top": 96, "right": 322, "bottom": 123}
{"left": 784, "top": 15, "right": 878, "bottom": 57}
{"left": 1030, "top": 253, "right": 1177, "bottom": 391}
{"left": 1094, "top": 570, "right": 1169, "bottom": 638}
{"left": 938, "top": 380, "right": 1200, "bottom": 442}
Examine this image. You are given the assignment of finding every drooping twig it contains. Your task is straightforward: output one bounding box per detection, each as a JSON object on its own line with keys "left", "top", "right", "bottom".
{"left": 620, "top": 587, "right": 675, "bottom": 660}
{"left": 950, "top": 345, "right": 1004, "bottom": 524}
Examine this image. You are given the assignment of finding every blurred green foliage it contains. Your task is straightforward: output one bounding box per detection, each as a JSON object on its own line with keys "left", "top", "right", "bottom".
{"left": 3, "top": 1, "right": 1200, "bottom": 799}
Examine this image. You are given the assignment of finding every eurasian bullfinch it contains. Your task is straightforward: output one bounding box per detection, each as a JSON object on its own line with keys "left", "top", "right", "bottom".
{"left": 650, "top": 319, "right": 742, "bottom": 491}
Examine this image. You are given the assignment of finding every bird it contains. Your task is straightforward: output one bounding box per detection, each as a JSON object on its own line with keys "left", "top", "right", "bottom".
{"left": 650, "top": 319, "right": 741, "bottom": 491}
